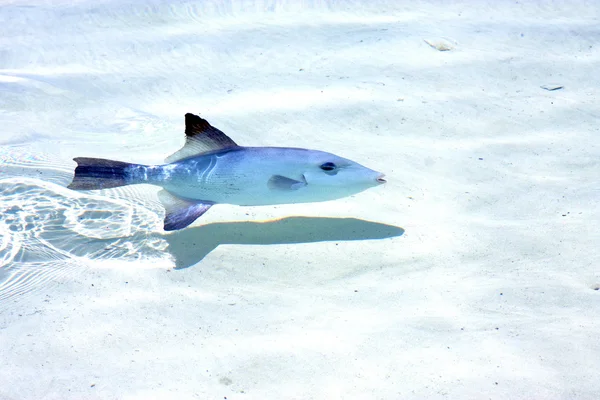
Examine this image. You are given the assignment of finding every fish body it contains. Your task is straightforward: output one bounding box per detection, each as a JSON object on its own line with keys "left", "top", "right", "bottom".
{"left": 69, "top": 113, "right": 386, "bottom": 231}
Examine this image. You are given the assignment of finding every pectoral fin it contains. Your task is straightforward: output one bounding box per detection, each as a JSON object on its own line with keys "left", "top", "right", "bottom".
{"left": 158, "top": 190, "right": 214, "bottom": 231}
{"left": 267, "top": 175, "right": 307, "bottom": 191}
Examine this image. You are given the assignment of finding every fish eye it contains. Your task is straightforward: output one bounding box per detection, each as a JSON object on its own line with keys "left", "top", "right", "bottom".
{"left": 320, "top": 162, "right": 337, "bottom": 172}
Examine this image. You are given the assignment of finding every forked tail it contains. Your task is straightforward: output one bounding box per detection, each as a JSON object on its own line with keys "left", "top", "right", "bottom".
{"left": 68, "top": 157, "right": 140, "bottom": 190}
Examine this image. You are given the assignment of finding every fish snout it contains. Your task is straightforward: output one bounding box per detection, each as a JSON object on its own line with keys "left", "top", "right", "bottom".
{"left": 376, "top": 174, "right": 387, "bottom": 184}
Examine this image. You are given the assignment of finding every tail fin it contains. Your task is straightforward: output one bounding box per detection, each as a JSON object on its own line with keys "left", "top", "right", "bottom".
{"left": 68, "top": 157, "right": 137, "bottom": 190}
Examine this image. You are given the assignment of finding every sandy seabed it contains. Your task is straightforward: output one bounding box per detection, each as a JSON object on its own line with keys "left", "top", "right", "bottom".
{"left": 0, "top": 1, "right": 599, "bottom": 399}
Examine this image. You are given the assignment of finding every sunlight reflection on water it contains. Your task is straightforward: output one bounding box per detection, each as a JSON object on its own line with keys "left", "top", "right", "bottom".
{"left": 0, "top": 172, "right": 170, "bottom": 303}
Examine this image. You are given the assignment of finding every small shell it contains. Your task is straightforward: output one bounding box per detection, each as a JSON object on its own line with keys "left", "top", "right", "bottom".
{"left": 424, "top": 38, "right": 455, "bottom": 51}
{"left": 540, "top": 84, "right": 564, "bottom": 91}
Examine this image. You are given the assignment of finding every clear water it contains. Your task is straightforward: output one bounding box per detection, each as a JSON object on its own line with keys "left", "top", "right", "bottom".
{"left": 1, "top": 1, "right": 599, "bottom": 399}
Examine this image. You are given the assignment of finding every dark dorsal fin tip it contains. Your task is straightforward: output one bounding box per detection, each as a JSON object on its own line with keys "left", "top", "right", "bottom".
{"left": 165, "top": 113, "right": 238, "bottom": 163}
{"left": 185, "top": 113, "right": 213, "bottom": 137}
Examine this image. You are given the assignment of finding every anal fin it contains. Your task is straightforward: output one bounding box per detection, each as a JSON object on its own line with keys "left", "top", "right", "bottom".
{"left": 158, "top": 190, "right": 213, "bottom": 231}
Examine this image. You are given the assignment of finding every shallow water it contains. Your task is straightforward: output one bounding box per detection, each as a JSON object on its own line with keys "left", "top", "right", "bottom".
{"left": 1, "top": 1, "right": 600, "bottom": 399}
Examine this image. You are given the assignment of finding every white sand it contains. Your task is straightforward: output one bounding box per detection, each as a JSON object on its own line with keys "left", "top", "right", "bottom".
{"left": 1, "top": 1, "right": 599, "bottom": 399}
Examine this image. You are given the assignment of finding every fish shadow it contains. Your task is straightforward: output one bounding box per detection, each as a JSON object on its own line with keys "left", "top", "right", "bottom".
{"left": 164, "top": 217, "right": 404, "bottom": 269}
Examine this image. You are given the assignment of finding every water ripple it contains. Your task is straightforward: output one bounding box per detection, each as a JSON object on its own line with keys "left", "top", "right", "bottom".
{"left": 0, "top": 177, "right": 170, "bottom": 305}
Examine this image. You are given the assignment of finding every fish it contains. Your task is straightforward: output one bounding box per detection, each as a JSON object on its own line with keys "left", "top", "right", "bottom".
{"left": 68, "top": 113, "right": 386, "bottom": 231}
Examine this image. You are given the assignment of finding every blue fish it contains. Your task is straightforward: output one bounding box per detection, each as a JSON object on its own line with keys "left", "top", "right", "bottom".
{"left": 68, "top": 113, "right": 386, "bottom": 231}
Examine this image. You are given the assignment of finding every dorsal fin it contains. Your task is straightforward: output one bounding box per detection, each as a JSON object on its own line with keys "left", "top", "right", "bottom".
{"left": 165, "top": 113, "right": 239, "bottom": 163}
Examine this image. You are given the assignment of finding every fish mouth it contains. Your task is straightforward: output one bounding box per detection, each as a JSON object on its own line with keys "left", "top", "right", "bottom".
{"left": 376, "top": 174, "right": 387, "bottom": 184}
